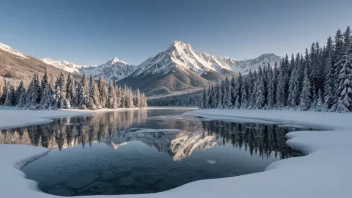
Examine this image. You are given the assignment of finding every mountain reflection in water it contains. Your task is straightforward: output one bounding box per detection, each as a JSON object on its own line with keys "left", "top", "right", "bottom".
{"left": 0, "top": 109, "right": 304, "bottom": 161}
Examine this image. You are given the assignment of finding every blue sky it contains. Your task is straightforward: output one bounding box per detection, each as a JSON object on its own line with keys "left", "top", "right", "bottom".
{"left": 1, "top": 0, "right": 351, "bottom": 65}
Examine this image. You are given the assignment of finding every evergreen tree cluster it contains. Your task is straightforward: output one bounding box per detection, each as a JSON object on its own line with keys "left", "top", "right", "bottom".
{"left": 0, "top": 71, "right": 148, "bottom": 110}
{"left": 202, "top": 27, "right": 352, "bottom": 113}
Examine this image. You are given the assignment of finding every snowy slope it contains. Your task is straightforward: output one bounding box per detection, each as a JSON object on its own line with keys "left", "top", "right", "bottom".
{"left": 119, "top": 41, "right": 280, "bottom": 96}
{"left": 0, "top": 42, "right": 28, "bottom": 59}
{"left": 79, "top": 57, "right": 137, "bottom": 82}
{"left": 133, "top": 41, "right": 234, "bottom": 77}
{"left": 133, "top": 41, "right": 280, "bottom": 77}
{"left": 223, "top": 53, "right": 281, "bottom": 74}
{"left": 41, "top": 58, "right": 88, "bottom": 73}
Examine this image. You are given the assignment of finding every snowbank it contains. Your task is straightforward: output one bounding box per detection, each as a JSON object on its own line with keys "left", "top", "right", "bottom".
{"left": 0, "top": 108, "right": 351, "bottom": 198}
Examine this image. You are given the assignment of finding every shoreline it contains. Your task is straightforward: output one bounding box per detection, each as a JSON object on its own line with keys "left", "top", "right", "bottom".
{"left": 0, "top": 108, "right": 351, "bottom": 198}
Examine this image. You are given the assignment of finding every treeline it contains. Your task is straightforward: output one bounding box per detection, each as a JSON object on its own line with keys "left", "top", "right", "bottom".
{"left": 0, "top": 71, "right": 148, "bottom": 110}
{"left": 148, "top": 91, "right": 201, "bottom": 107}
{"left": 202, "top": 26, "right": 352, "bottom": 112}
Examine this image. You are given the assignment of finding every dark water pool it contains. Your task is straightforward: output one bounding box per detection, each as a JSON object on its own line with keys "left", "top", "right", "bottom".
{"left": 0, "top": 109, "right": 312, "bottom": 196}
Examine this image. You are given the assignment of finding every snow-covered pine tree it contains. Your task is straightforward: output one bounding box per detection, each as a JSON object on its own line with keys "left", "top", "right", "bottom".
{"left": 235, "top": 73, "right": 242, "bottom": 108}
{"left": 267, "top": 66, "right": 275, "bottom": 109}
{"left": 79, "top": 74, "right": 89, "bottom": 109}
{"left": 134, "top": 89, "right": 141, "bottom": 107}
{"left": 315, "top": 89, "right": 326, "bottom": 112}
{"left": 334, "top": 38, "right": 352, "bottom": 112}
{"left": 140, "top": 93, "right": 148, "bottom": 107}
{"left": 15, "top": 81, "right": 26, "bottom": 108}
{"left": 120, "top": 85, "right": 127, "bottom": 108}
{"left": 226, "top": 84, "right": 233, "bottom": 108}
{"left": 66, "top": 73, "right": 75, "bottom": 106}
{"left": 98, "top": 75, "right": 108, "bottom": 108}
{"left": 324, "top": 37, "right": 335, "bottom": 109}
{"left": 276, "top": 59, "right": 287, "bottom": 109}
{"left": 115, "top": 85, "right": 121, "bottom": 108}
{"left": 255, "top": 68, "right": 265, "bottom": 109}
{"left": 107, "top": 80, "right": 116, "bottom": 108}
{"left": 4, "top": 85, "right": 15, "bottom": 106}
{"left": 14, "top": 80, "right": 25, "bottom": 106}
{"left": 299, "top": 68, "right": 312, "bottom": 111}
{"left": 128, "top": 88, "right": 134, "bottom": 108}
{"left": 222, "top": 78, "right": 229, "bottom": 108}
{"left": 217, "top": 82, "right": 224, "bottom": 109}
{"left": 25, "top": 74, "right": 41, "bottom": 109}
{"left": 287, "top": 61, "right": 300, "bottom": 108}
{"left": 229, "top": 75, "right": 236, "bottom": 107}
{"left": 39, "top": 69, "right": 50, "bottom": 109}
{"left": 88, "top": 80, "right": 101, "bottom": 110}
{"left": 56, "top": 72, "right": 70, "bottom": 109}
{"left": 0, "top": 79, "right": 8, "bottom": 105}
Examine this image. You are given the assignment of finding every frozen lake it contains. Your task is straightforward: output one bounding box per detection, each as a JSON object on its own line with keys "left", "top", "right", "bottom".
{"left": 0, "top": 109, "right": 312, "bottom": 196}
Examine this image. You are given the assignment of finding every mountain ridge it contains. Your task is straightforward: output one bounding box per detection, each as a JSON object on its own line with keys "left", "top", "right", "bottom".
{"left": 0, "top": 41, "right": 281, "bottom": 96}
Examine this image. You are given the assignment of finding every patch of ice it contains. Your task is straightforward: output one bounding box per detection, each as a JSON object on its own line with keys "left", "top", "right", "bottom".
{"left": 207, "top": 160, "right": 216, "bottom": 165}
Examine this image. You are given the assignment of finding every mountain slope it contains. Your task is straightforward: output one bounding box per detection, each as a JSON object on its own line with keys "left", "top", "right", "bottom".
{"left": 222, "top": 53, "right": 281, "bottom": 73}
{"left": 41, "top": 58, "right": 87, "bottom": 73}
{"left": 118, "top": 41, "right": 280, "bottom": 96}
{"left": 118, "top": 41, "right": 236, "bottom": 96}
{"left": 79, "top": 57, "right": 137, "bottom": 82}
{"left": 0, "top": 42, "right": 75, "bottom": 84}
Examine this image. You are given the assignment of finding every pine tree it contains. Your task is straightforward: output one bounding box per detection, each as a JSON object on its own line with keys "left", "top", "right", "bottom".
{"left": 127, "top": 88, "right": 134, "bottom": 108}
{"left": 315, "top": 89, "right": 326, "bottom": 112}
{"left": 324, "top": 37, "right": 335, "bottom": 109}
{"left": 56, "top": 72, "right": 70, "bottom": 109}
{"left": 334, "top": 40, "right": 352, "bottom": 112}
{"left": 300, "top": 68, "right": 311, "bottom": 111}
{"left": 0, "top": 79, "right": 8, "bottom": 105}
{"left": 25, "top": 74, "right": 41, "bottom": 109}
{"left": 78, "top": 74, "right": 89, "bottom": 109}
{"left": 107, "top": 81, "right": 117, "bottom": 108}
{"left": 267, "top": 67, "right": 275, "bottom": 109}
{"left": 88, "top": 80, "right": 101, "bottom": 110}
{"left": 4, "top": 86, "right": 15, "bottom": 106}
{"left": 98, "top": 75, "right": 108, "bottom": 108}
{"left": 217, "top": 82, "right": 224, "bottom": 109}
{"left": 134, "top": 89, "right": 141, "bottom": 108}
{"left": 255, "top": 67, "right": 265, "bottom": 109}
{"left": 240, "top": 77, "right": 247, "bottom": 109}
{"left": 66, "top": 73, "right": 76, "bottom": 106}
{"left": 15, "top": 81, "right": 26, "bottom": 108}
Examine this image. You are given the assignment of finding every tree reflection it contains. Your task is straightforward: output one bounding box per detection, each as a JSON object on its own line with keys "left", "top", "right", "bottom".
{"left": 0, "top": 111, "right": 305, "bottom": 160}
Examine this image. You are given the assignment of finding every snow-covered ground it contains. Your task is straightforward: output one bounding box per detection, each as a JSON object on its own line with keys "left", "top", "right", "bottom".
{"left": 0, "top": 108, "right": 351, "bottom": 198}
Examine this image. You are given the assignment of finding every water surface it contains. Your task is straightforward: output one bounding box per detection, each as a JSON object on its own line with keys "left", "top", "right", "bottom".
{"left": 0, "top": 109, "right": 311, "bottom": 196}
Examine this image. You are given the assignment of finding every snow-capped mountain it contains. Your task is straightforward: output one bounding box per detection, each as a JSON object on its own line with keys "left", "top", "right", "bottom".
{"left": 41, "top": 58, "right": 87, "bottom": 73}
{"left": 79, "top": 57, "right": 137, "bottom": 82}
{"left": 118, "top": 41, "right": 280, "bottom": 96}
{"left": 133, "top": 41, "right": 234, "bottom": 77}
{"left": 0, "top": 42, "right": 28, "bottom": 59}
{"left": 222, "top": 53, "right": 281, "bottom": 74}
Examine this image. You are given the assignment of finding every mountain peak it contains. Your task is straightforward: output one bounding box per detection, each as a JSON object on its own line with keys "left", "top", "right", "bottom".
{"left": 107, "top": 57, "right": 129, "bottom": 65}
{"left": 169, "top": 40, "right": 192, "bottom": 51}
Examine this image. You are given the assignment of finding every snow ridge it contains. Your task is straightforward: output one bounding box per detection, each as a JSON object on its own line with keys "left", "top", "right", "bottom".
{"left": 79, "top": 57, "right": 137, "bottom": 82}
{"left": 41, "top": 58, "right": 88, "bottom": 73}
{"left": 133, "top": 41, "right": 281, "bottom": 77}
{"left": 0, "top": 42, "right": 28, "bottom": 59}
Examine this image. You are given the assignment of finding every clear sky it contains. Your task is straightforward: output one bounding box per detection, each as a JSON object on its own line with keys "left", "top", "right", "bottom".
{"left": 1, "top": 0, "right": 351, "bottom": 65}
